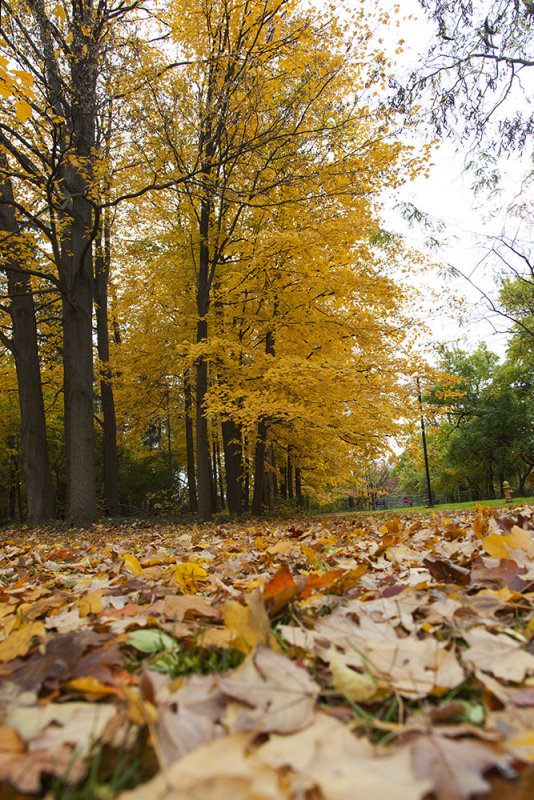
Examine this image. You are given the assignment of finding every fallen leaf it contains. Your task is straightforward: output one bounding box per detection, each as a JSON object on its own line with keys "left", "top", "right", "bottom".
{"left": 128, "top": 629, "right": 177, "bottom": 653}
{"left": 116, "top": 733, "right": 286, "bottom": 800}
{"left": 121, "top": 553, "right": 144, "bottom": 576}
{"left": 218, "top": 646, "right": 319, "bottom": 734}
{"left": 411, "top": 733, "right": 511, "bottom": 800}
{"left": 77, "top": 590, "right": 104, "bottom": 617}
{"left": 327, "top": 649, "right": 390, "bottom": 703}
{"left": 462, "top": 627, "right": 534, "bottom": 682}
{"left": 0, "top": 622, "right": 45, "bottom": 663}
{"left": 174, "top": 562, "right": 208, "bottom": 592}
{"left": 224, "top": 589, "right": 275, "bottom": 653}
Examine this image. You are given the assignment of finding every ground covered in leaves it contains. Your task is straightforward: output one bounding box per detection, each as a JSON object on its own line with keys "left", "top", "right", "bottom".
{"left": 2, "top": 506, "right": 534, "bottom": 799}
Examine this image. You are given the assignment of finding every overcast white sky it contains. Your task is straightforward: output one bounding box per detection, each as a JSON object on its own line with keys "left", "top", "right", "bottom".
{"left": 370, "top": 0, "right": 534, "bottom": 360}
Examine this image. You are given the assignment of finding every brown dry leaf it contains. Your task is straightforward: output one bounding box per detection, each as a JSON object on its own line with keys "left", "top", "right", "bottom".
{"left": 487, "top": 706, "right": 534, "bottom": 761}
{"left": 337, "top": 637, "right": 464, "bottom": 698}
{"left": 259, "top": 713, "right": 430, "bottom": 800}
{"left": 116, "top": 733, "right": 287, "bottom": 800}
{"left": 218, "top": 645, "right": 319, "bottom": 734}
{"left": 44, "top": 605, "right": 90, "bottom": 633}
{"left": 7, "top": 701, "right": 117, "bottom": 753}
{"left": 0, "top": 745, "right": 86, "bottom": 794}
{"left": 423, "top": 557, "right": 470, "bottom": 585}
{"left": 411, "top": 733, "right": 511, "bottom": 800}
{"left": 266, "top": 540, "right": 299, "bottom": 557}
{"left": 257, "top": 710, "right": 374, "bottom": 771}
{"left": 162, "top": 594, "right": 220, "bottom": 622}
{"left": 462, "top": 627, "right": 534, "bottom": 682}
{"left": 151, "top": 705, "right": 219, "bottom": 768}
{"left": 307, "top": 745, "right": 432, "bottom": 800}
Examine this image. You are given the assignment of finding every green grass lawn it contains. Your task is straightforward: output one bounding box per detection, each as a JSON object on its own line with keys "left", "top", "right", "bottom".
{"left": 371, "top": 496, "right": 534, "bottom": 515}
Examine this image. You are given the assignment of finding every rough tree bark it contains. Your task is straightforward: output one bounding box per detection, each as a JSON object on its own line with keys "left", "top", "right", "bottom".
{"left": 184, "top": 372, "right": 198, "bottom": 512}
{"left": 0, "top": 169, "right": 55, "bottom": 521}
{"left": 222, "top": 418, "right": 243, "bottom": 515}
{"left": 251, "top": 330, "right": 275, "bottom": 516}
{"left": 94, "top": 217, "right": 119, "bottom": 516}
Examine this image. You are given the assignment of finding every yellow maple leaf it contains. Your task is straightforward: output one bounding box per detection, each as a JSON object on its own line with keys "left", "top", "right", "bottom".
{"left": 121, "top": 553, "right": 144, "bottom": 576}
{"left": 77, "top": 590, "right": 104, "bottom": 618}
{"left": 506, "top": 526, "right": 533, "bottom": 552}
{"left": 482, "top": 533, "right": 508, "bottom": 559}
{"left": 224, "top": 589, "right": 279, "bottom": 654}
{"left": 0, "top": 621, "right": 45, "bottom": 663}
{"left": 174, "top": 562, "right": 208, "bottom": 593}
{"left": 483, "top": 528, "right": 533, "bottom": 560}
{"left": 301, "top": 543, "right": 319, "bottom": 563}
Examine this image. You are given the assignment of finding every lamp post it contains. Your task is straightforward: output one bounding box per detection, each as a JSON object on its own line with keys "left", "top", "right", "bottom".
{"left": 417, "top": 377, "right": 433, "bottom": 507}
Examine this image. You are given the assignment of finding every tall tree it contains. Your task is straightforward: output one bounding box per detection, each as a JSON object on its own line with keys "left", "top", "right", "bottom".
{"left": 0, "top": 168, "right": 55, "bottom": 521}
{"left": 122, "top": 0, "right": 426, "bottom": 519}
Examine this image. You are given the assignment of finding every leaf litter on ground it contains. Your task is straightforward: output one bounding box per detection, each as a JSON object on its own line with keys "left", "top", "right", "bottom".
{"left": 2, "top": 506, "right": 534, "bottom": 797}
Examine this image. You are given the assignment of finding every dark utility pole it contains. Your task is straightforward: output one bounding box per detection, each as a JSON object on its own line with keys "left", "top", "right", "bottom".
{"left": 417, "top": 378, "right": 433, "bottom": 507}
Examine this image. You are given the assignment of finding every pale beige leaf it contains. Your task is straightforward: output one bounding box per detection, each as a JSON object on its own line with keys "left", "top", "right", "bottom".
{"left": 308, "top": 744, "right": 431, "bottom": 800}
{"left": 257, "top": 711, "right": 373, "bottom": 772}
{"left": 116, "top": 733, "right": 286, "bottom": 800}
{"left": 462, "top": 627, "right": 534, "bottom": 682}
{"left": 218, "top": 645, "right": 319, "bottom": 734}
{"left": 411, "top": 733, "right": 510, "bottom": 800}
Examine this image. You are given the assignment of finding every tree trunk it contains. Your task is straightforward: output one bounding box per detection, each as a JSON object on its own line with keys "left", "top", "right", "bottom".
{"left": 486, "top": 458, "right": 495, "bottom": 499}
{"left": 280, "top": 466, "right": 287, "bottom": 499}
{"left": 216, "top": 440, "right": 225, "bottom": 508}
{"left": 195, "top": 329, "right": 211, "bottom": 520}
{"left": 243, "top": 437, "right": 250, "bottom": 511}
{"left": 94, "top": 223, "right": 119, "bottom": 516}
{"left": 0, "top": 169, "right": 55, "bottom": 521}
{"left": 266, "top": 443, "right": 276, "bottom": 512}
{"left": 7, "top": 435, "right": 19, "bottom": 520}
{"left": 184, "top": 372, "right": 197, "bottom": 512}
{"left": 55, "top": 17, "right": 99, "bottom": 526}
{"left": 166, "top": 393, "right": 174, "bottom": 500}
{"left": 210, "top": 440, "right": 218, "bottom": 513}
{"left": 62, "top": 254, "right": 97, "bottom": 525}
{"left": 195, "top": 189, "right": 213, "bottom": 520}
{"left": 252, "top": 418, "right": 267, "bottom": 515}
{"left": 251, "top": 331, "right": 275, "bottom": 516}
{"left": 295, "top": 466, "right": 303, "bottom": 507}
{"left": 222, "top": 418, "right": 243, "bottom": 515}
{"left": 287, "top": 449, "right": 294, "bottom": 499}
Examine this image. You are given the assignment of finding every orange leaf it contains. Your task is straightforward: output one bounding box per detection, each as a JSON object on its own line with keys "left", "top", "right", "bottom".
{"left": 0, "top": 724, "right": 25, "bottom": 754}
{"left": 263, "top": 565, "right": 299, "bottom": 615}
{"left": 298, "top": 569, "right": 346, "bottom": 599}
